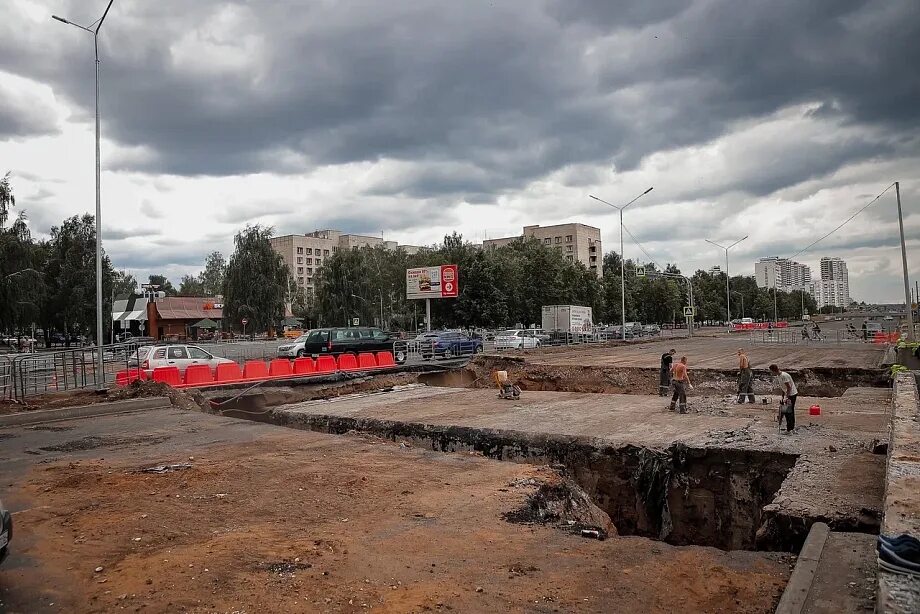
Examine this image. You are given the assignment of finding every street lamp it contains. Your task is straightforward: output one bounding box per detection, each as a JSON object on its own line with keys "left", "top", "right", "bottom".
{"left": 705, "top": 235, "right": 748, "bottom": 325}
{"left": 53, "top": 0, "right": 115, "bottom": 388}
{"left": 589, "top": 187, "right": 654, "bottom": 340}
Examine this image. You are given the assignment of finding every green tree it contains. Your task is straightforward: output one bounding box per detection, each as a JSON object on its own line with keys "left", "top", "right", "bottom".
{"left": 147, "top": 274, "right": 176, "bottom": 296}
{"left": 42, "top": 214, "right": 115, "bottom": 343}
{"left": 199, "top": 251, "right": 226, "bottom": 296}
{"left": 112, "top": 271, "right": 138, "bottom": 298}
{"left": 178, "top": 274, "right": 206, "bottom": 296}
{"left": 223, "top": 225, "right": 291, "bottom": 332}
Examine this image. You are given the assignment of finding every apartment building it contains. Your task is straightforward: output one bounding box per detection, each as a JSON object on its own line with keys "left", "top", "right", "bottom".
{"left": 816, "top": 257, "right": 851, "bottom": 308}
{"left": 754, "top": 257, "right": 812, "bottom": 292}
{"left": 482, "top": 223, "right": 603, "bottom": 277}
{"left": 269, "top": 230, "right": 422, "bottom": 295}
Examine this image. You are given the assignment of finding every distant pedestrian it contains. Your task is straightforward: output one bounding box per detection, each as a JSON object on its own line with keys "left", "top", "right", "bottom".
{"left": 669, "top": 356, "right": 692, "bottom": 414}
{"left": 770, "top": 364, "right": 798, "bottom": 434}
{"left": 861, "top": 321, "right": 868, "bottom": 341}
{"left": 801, "top": 325, "right": 810, "bottom": 342}
{"left": 659, "top": 349, "right": 676, "bottom": 396}
{"left": 736, "top": 349, "right": 755, "bottom": 404}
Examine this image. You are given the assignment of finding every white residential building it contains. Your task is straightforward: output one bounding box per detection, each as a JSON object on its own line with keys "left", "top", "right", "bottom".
{"left": 815, "top": 257, "right": 851, "bottom": 308}
{"left": 483, "top": 223, "right": 603, "bottom": 278}
{"left": 754, "top": 257, "right": 812, "bottom": 292}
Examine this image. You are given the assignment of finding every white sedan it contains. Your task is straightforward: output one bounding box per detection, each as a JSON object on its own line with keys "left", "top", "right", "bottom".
{"left": 494, "top": 330, "right": 541, "bottom": 350}
{"left": 140, "top": 344, "right": 234, "bottom": 375}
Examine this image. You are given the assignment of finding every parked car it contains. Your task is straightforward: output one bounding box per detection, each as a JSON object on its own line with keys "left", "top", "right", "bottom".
{"left": 624, "top": 322, "right": 644, "bottom": 336}
{"left": 494, "top": 329, "right": 542, "bottom": 350}
{"left": 419, "top": 332, "right": 483, "bottom": 359}
{"left": 884, "top": 315, "right": 895, "bottom": 321}
{"left": 0, "top": 497, "right": 11, "bottom": 566}
{"left": 865, "top": 322, "right": 884, "bottom": 335}
{"left": 642, "top": 324, "right": 662, "bottom": 336}
{"left": 277, "top": 333, "right": 312, "bottom": 358}
{"left": 290, "top": 327, "right": 406, "bottom": 363}
{"left": 603, "top": 325, "right": 634, "bottom": 340}
{"left": 140, "top": 344, "right": 235, "bottom": 375}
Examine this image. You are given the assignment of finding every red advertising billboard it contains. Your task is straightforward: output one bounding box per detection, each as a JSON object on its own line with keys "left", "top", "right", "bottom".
{"left": 406, "top": 265, "right": 459, "bottom": 299}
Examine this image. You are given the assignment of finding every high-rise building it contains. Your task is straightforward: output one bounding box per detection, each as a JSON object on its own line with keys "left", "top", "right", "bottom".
{"left": 815, "top": 257, "right": 850, "bottom": 308}
{"left": 754, "top": 257, "right": 812, "bottom": 292}
{"left": 269, "top": 230, "right": 423, "bottom": 297}
{"left": 482, "top": 223, "right": 603, "bottom": 277}
{"left": 708, "top": 265, "right": 722, "bottom": 276}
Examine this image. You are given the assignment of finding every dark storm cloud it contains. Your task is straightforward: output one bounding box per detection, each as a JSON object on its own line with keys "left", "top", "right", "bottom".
{"left": 0, "top": 79, "right": 59, "bottom": 140}
{"left": 2, "top": 0, "right": 918, "bottom": 201}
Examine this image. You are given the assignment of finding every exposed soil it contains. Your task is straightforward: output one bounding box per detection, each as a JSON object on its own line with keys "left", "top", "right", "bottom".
{"left": 2, "top": 421, "right": 793, "bottom": 614}
{"left": 0, "top": 380, "right": 209, "bottom": 415}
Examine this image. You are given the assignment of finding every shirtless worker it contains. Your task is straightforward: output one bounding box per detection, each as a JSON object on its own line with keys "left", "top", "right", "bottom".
{"left": 736, "top": 348, "right": 755, "bottom": 403}
{"left": 669, "top": 356, "right": 692, "bottom": 414}
{"left": 659, "top": 348, "right": 676, "bottom": 396}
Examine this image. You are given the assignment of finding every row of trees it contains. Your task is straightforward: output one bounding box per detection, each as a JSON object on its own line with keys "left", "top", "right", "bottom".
{"left": 1, "top": 170, "right": 820, "bottom": 339}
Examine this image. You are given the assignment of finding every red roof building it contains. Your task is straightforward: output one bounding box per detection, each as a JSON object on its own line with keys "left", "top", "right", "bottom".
{"left": 146, "top": 297, "right": 223, "bottom": 341}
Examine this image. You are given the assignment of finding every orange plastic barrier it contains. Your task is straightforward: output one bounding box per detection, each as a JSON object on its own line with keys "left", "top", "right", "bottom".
{"left": 292, "top": 357, "right": 315, "bottom": 375}
{"left": 269, "top": 358, "right": 293, "bottom": 377}
{"left": 337, "top": 353, "right": 359, "bottom": 371}
{"left": 115, "top": 368, "right": 146, "bottom": 386}
{"left": 357, "top": 352, "right": 378, "bottom": 369}
{"left": 243, "top": 360, "right": 269, "bottom": 379}
{"left": 215, "top": 362, "right": 243, "bottom": 382}
{"left": 316, "top": 355, "right": 337, "bottom": 373}
{"left": 376, "top": 351, "right": 396, "bottom": 367}
{"left": 151, "top": 366, "right": 181, "bottom": 386}
{"left": 183, "top": 364, "right": 214, "bottom": 386}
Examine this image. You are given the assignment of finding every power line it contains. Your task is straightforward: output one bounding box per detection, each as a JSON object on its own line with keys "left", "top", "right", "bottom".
{"left": 787, "top": 182, "right": 897, "bottom": 261}
{"left": 621, "top": 222, "right": 667, "bottom": 271}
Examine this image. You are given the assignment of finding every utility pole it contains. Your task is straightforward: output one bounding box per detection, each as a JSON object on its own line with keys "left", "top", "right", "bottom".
{"left": 705, "top": 236, "right": 748, "bottom": 324}
{"left": 53, "top": 0, "right": 116, "bottom": 388}
{"left": 896, "top": 182, "right": 914, "bottom": 340}
{"left": 589, "top": 188, "right": 654, "bottom": 340}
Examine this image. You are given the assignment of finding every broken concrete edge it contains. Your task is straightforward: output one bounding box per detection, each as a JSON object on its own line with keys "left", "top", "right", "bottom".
{"left": 0, "top": 397, "right": 172, "bottom": 428}
{"left": 877, "top": 373, "right": 920, "bottom": 613}
{"left": 774, "top": 521, "right": 830, "bottom": 614}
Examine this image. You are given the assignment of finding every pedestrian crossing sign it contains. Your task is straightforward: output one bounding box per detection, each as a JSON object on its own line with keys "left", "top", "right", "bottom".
{"left": 636, "top": 267, "right": 646, "bottom": 277}
{"left": 683, "top": 306, "right": 694, "bottom": 317}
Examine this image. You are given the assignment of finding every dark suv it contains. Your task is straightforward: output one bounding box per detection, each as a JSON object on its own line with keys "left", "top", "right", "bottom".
{"left": 299, "top": 327, "right": 405, "bottom": 363}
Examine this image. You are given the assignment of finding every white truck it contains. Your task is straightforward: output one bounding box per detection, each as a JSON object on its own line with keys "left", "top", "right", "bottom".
{"left": 541, "top": 305, "right": 593, "bottom": 335}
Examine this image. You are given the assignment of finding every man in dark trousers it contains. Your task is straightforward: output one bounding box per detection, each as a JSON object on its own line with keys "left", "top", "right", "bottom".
{"left": 659, "top": 348, "right": 676, "bottom": 396}
{"left": 669, "top": 356, "right": 692, "bottom": 414}
{"left": 770, "top": 364, "right": 798, "bottom": 434}
{"left": 736, "top": 348, "right": 755, "bottom": 403}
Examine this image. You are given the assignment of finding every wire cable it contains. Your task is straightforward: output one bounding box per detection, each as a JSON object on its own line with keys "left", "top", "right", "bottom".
{"left": 787, "top": 182, "right": 896, "bottom": 260}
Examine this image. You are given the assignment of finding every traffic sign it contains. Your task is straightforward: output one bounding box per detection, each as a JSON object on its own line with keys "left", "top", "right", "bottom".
{"left": 241, "top": 318, "right": 248, "bottom": 325}
{"left": 636, "top": 267, "right": 646, "bottom": 277}
{"left": 683, "top": 306, "right": 694, "bottom": 317}
{"left": 352, "top": 318, "right": 360, "bottom": 326}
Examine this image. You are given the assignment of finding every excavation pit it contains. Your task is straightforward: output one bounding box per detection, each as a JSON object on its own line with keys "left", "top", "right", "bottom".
{"left": 207, "top": 382, "right": 888, "bottom": 554}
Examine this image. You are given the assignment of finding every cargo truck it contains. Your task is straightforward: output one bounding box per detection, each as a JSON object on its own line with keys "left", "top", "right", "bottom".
{"left": 541, "top": 305, "right": 593, "bottom": 336}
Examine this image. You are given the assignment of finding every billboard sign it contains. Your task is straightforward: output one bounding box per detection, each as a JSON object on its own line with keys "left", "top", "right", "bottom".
{"left": 407, "top": 265, "right": 459, "bottom": 299}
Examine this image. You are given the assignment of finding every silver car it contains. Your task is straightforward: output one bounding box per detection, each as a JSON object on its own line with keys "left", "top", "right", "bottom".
{"left": 140, "top": 344, "right": 234, "bottom": 375}
{"left": 277, "top": 334, "right": 310, "bottom": 358}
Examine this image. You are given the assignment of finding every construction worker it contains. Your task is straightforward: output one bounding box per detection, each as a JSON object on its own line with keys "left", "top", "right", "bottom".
{"left": 736, "top": 348, "right": 755, "bottom": 403}
{"left": 669, "top": 356, "right": 692, "bottom": 414}
{"left": 659, "top": 348, "right": 676, "bottom": 396}
{"left": 770, "top": 364, "right": 798, "bottom": 434}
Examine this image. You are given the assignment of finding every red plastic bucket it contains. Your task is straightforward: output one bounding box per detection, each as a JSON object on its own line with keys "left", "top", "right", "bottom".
{"left": 809, "top": 404, "right": 821, "bottom": 416}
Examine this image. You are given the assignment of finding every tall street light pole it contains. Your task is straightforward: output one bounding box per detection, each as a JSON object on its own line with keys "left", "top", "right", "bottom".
{"left": 705, "top": 235, "right": 748, "bottom": 323}
{"left": 53, "top": 0, "right": 115, "bottom": 388}
{"left": 895, "top": 182, "right": 915, "bottom": 340}
{"left": 589, "top": 187, "right": 654, "bottom": 341}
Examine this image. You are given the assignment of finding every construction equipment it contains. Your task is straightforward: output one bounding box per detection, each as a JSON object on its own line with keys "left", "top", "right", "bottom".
{"left": 494, "top": 370, "right": 521, "bottom": 400}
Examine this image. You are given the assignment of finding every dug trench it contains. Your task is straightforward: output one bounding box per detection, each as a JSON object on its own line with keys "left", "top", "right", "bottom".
{"left": 206, "top": 384, "right": 811, "bottom": 554}
{"left": 424, "top": 355, "right": 890, "bottom": 397}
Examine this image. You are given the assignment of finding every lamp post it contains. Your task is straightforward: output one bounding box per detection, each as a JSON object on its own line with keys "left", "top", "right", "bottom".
{"left": 589, "top": 187, "right": 654, "bottom": 340}
{"left": 53, "top": 0, "right": 115, "bottom": 388}
{"left": 705, "top": 235, "right": 748, "bottom": 325}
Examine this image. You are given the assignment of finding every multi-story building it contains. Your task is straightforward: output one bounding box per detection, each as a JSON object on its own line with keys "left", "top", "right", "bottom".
{"left": 269, "top": 230, "right": 423, "bottom": 296}
{"left": 708, "top": 265, "right": 722, "bottom": 276}
{"left": 815, "top": 257, "right": 850, "bottom": 308}
{"left": 482, "top": 223, "right": 603, "bottom": 277}
{"left": 754, "top": 257, "right": 812, "bottom": 292}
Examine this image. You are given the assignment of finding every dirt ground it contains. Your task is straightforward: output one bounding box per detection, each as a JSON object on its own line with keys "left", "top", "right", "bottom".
{"left": 524, "top": 336, "right": 886, "bottom": 369}
{"left": 0, "top": 409, "right": 794, "bottom": 614}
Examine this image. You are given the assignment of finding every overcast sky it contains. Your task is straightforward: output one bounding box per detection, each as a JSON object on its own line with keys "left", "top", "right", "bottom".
{"left": 1, "top": 0, "right": 918, "bottom": 301}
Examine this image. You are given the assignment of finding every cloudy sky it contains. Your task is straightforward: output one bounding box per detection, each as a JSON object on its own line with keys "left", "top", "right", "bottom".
{"left": 1, "top": 0, "right": 918, "bottom": 301}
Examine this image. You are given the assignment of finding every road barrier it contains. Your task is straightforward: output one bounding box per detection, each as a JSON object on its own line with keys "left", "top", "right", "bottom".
{"left": 121, "top": 350, "right": 401, "bottom": 389}
{"left": 749, "top": 328, "right": 901, "bottom": 345}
